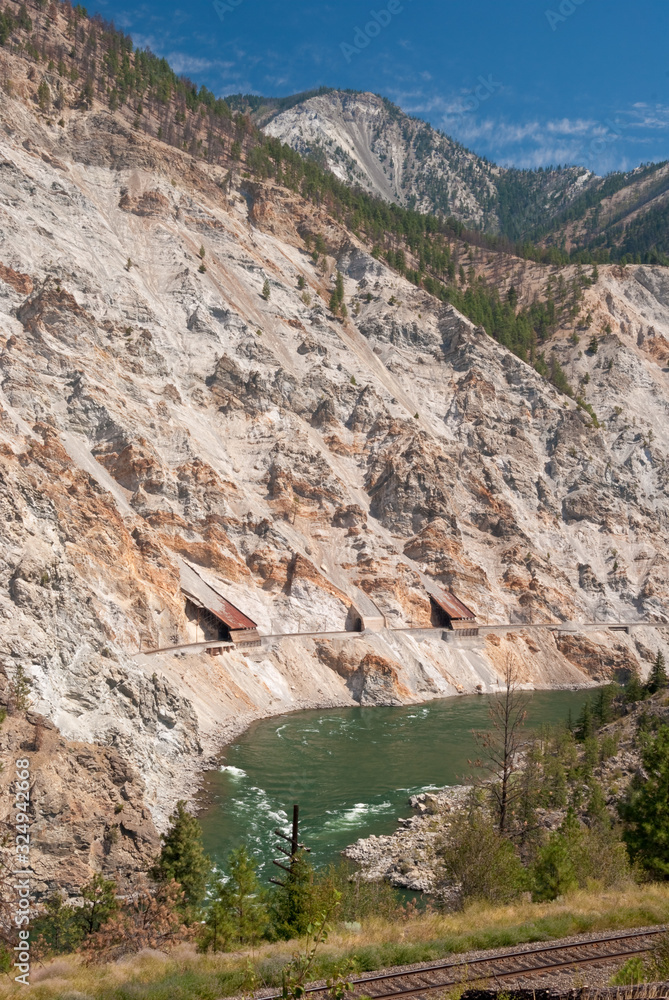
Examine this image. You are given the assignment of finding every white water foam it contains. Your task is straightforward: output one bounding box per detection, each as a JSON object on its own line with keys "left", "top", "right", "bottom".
{"left": 402, "top": 783, "right": 441, "bottom": 795}
{"left": 220, "top": 765, "right": 247, "bottom": 777}
{"left": 323, "top": 801, "right": 393, "bottom": 831}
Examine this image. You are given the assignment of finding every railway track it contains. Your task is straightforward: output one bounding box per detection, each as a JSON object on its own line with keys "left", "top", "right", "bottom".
{"left": 138, "top": 620, "right": 665, "bottom": 658}
{"left": 260, "top": 927, "right": 667, "bottom": 999}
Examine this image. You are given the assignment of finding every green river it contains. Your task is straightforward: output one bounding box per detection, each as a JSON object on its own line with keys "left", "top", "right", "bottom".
{"left": 199, "top": 690, "right": 590, "bottom": 879}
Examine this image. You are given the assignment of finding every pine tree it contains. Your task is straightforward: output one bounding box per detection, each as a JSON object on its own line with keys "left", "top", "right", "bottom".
{"left": 150, "top": 801, "right": 210, "bottom": 916}
{"left": 37, "top": 79, "right": 51, "bottom": 111}
{"left": 270, "top": 852, "right": 314, "bottom": 939}
{"left": 531, "top": 811, "right": 580, "bottom": 901}
{"left": 33, "top": 891, "right": 81, "bottom": 954}
{"left": 576, "top": 699, "right": 595, "bottom": 741}
{"left": 621, "top": 725, "right": 669, "bottom": 878}
{"left": 0, "top": 9, "right": 14, "bottom": 46}
{"left": 76, "top": 874, "right": 118, "bottom": 937}
{"left": 625, "top": 670, "right": 645, "bottom": 704}
{"left": 261, "top": 278, "right": 271, "bottom": 301}
{"left": 586, "top": 779, "right": 610, "bottom": 829}
{"left": 329, "top": 270, "right": 345, "bottom": 315}
{"left": 200, "top": 897, "right": 233, "bottom": 953}
{"left": 593, "top": 684, "right": 617, "bottom": 726}
{"left": 17, "top": 4, "right": 32, "bottom": 30}
{"left": 8, "top": 665, "right": 31, "bottom": 714}
{"left": 647, "top": 651, "right": 668, "bottom": 695}
{"left": 201, "top": 847, "right": 267, "bottom": 951}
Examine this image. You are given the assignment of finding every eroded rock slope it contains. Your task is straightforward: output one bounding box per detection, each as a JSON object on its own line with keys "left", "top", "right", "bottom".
{"left": 0, "top": 69, "right": 668, "bottom": 869}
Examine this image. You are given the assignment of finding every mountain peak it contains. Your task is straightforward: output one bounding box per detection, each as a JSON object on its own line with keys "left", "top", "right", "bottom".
{"left": 264, "top": 88, "right": 498, "bottom": 227}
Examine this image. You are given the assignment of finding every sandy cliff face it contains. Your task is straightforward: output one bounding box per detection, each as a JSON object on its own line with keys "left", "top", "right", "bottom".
{"left": 0, "top": 61, "right": 668, "bottom": 885}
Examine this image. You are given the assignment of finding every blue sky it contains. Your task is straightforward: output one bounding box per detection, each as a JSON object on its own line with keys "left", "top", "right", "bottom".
{"left": 97, "top": 0, "right": 669, "bottom": 175}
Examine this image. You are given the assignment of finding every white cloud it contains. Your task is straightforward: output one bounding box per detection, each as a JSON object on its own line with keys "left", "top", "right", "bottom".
{"left": 167, "top": 53, "right": 217, "bottom": 75}
{"left": 545, "top": 117, "right": 598, "bottom": 136}
{"left": 130, "top": 32, "right": 160, "bottom": 52}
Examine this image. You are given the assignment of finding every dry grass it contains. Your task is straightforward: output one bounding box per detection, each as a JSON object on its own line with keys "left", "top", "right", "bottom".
{"left": 3, "top": 883, "right": 669, "bottom": 999}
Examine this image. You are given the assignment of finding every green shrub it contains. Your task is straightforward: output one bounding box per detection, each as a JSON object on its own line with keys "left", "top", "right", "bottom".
{"left": 610, "top": 956, "right": 646, "bottom": 985}
{"left": 532, "top": 811, "right": 632, "bottom": 901}
{"left": 439, "top": 808, "right": 526, "bottom": 907}
{"left": 313, "top": 860, "right": 399, "bottom": 923}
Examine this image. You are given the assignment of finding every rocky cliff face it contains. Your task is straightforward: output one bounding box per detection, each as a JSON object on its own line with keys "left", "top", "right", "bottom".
{"left": 0, "top": 35, "right": 668, "bottom": 889}
{"left": 262, "top": 92, "right": 669, "bottom": 258}
{"left": 0, "top": 696, "right": 160, "bottom": 897}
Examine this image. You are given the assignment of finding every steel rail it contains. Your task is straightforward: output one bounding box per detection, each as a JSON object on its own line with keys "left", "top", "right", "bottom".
{"left": 257, "top": 927, "right": 666, "bottom": 1000}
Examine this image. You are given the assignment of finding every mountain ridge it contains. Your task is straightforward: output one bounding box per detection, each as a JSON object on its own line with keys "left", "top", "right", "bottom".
{"left": 258, "top": 89, "right": 669, "bottom": 262}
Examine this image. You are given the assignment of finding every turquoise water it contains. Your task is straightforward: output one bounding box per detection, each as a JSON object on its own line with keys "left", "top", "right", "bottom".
{"left": 199, "top": 690, "right": 590, "bottom": 879}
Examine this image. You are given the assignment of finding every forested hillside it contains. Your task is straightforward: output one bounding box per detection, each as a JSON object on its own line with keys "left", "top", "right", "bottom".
{"left": 260, "top": 91, "right": 669, "bottom": 265}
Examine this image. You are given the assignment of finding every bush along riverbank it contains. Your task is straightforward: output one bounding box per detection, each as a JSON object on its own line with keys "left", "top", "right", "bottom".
{"left": 2, "top": 656, "right": 669, "bottom": 998}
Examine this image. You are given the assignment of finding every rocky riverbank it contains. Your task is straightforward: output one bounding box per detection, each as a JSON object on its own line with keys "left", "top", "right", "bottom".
{"left": 344, "top": 786, "right": 470, "bottom": 893}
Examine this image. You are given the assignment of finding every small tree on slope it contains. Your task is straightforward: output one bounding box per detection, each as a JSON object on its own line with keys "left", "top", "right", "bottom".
{"left": 201, "top": 846, "right": 267, "bottom": 952}
{"left": 647, "top": 651, "right": 668, "bottom": 695}
{"left": 149, "top": 801, "right": 210, "bottom": 918}
{"left": 471, "top": 654, "right": 528, "bottom": 834}
{"left": 620, "top": 724, "right": 669, "bottom": 879}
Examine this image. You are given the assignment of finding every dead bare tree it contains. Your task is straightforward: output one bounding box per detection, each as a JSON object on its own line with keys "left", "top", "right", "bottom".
{"left": 470, "top": 655, "right": 528, "bottom": 834}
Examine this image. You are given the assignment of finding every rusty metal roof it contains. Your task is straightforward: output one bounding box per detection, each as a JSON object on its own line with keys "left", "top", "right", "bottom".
{"left": 431, "top": 591, "right": 477, "bottom": 621}
{"left": 208, "top": 595, "right": 257, "bottom": 631}
{"left": 182, "top": 586, "right": 257, "bottom": 631}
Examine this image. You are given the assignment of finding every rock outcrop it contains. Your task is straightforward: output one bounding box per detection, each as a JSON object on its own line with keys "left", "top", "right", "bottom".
{"left": 263, "top": 91, "right": 588, "bottom": 230}
{"left": 0, "top": 687, "right": 160, "bottom": 896}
